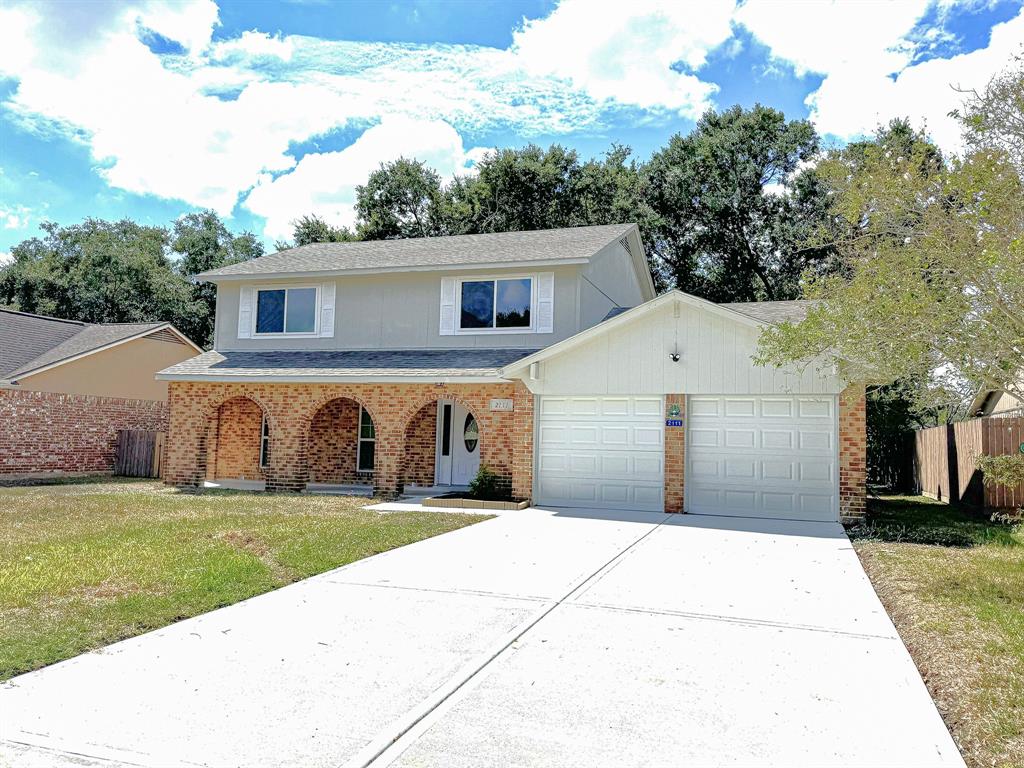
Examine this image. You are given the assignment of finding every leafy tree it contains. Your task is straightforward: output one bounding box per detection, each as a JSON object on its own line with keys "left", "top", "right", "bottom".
{"left": 756, "top": 66, "right": 1024, "bottom": 422}
{"left": 954, "top": 57, "right": 1024, "bottom": 173}
{"left": 642, "top": 105, "right": 825, "bottom": 301}
{"left": 288, "top": 214, "right": 357, "bottom": 247}
{"left": 0, "top": 219, "right": 198, "bottom": 330}
{"left": 355, "top": 158, "right": 447, "bottom": 239}
{"left": 170, "top": 211, "right": 263, "bottom": 347}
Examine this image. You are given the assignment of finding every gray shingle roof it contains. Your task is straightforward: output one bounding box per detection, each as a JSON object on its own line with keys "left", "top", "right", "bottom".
{"left": 158, "top": 348, "right": 540, "bottom": 380}
{"left": 720, "top": 300, "right": 816, "bottom": 325}
{"left": 1, "top": 308, "right": 170, "bottom": 380}
{"left": 196, "top": 224, "right": 636, "bottom": 279}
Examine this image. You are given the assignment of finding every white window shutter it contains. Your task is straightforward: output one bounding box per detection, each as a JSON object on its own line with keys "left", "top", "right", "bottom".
{"left": 536, "top": 272, "right": 555, "bottom": 333}
{"left": 237, "top": 286, "right": 254, "bottom": 339}
{"left": 319, "top": 282, "right": 336, "bottom": 338}
{"left": 439, "top": 277, "right": 456, "bottom": 335}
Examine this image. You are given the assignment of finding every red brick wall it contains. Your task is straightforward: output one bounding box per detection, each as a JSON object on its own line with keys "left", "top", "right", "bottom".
{"left": 164, "top": 381, "right": 529, "bottom": 497}
{"left": 839, "top": 384, "right": 867, "bottom": 522}
{"left": 0, "top": 389, "right": 168, "bottom": 477}
{"left": 664, "top": 394, "right": 685, "bottom": 512}
{"left": 209, "top": 396, "right": 265, "bottom": 481}
{"left": 309, "top": 398, "right": 368, "bottom": 485}
{"left": 402, "top": 403, "right": 437, "bottom": 488}
{"left": 512, "top": 381, "right": 534, "bottom": 500}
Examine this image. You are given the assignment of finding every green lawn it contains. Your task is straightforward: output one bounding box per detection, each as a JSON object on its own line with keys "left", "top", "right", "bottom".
{"left": 850, "top": 495, "right": 1024, "bottom": 768}
{"left": 0, "top": 480, "right": 486, "bottom": 681}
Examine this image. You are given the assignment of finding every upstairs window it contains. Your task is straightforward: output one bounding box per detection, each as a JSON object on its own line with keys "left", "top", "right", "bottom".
{"left": 459, "top": 278, "right": 532, "bottom": 330}
{"left": 255, "top": 286, "right": 318, "bottom": 335}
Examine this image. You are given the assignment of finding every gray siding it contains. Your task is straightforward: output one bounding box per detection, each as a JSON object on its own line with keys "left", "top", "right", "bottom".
{"left": 215, "top": 265, "right": 584, "bottom": 351}
{"left": 578, "top": 240, "right": 647, "bottom": 329}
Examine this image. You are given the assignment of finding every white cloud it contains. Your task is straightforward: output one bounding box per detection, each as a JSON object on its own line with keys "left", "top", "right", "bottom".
{"left": 243, "top": 116, "right": 481, "bottom": 241}
{"left": 0, "top": 204, "right": 32, "bottom": 230}
{"left": 737, "top": 1, "right": 1024, "bottom": 150}
{"left": 0, "top": 252, "right": 12, "bottom": 266}
{"left": 510, "top": 0, "right": 736, "bottom": 115}
{"left": 1, "top": 0, "right": 1019, "bottom": 242}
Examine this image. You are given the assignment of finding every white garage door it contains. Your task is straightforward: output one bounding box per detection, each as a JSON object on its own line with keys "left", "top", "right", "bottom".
{"left": 686, "top": 395, "right": 838, "bottom": 522}
{"left": 536, "top": 396, "right": 664, "bottom": 512}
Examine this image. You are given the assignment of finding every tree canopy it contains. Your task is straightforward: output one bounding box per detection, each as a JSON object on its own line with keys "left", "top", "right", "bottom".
{"left": 0, "top": 211, "right": 262, "bottom": 348}
{"left": 756, "top": 65, "right": 1024, "bottom": 415}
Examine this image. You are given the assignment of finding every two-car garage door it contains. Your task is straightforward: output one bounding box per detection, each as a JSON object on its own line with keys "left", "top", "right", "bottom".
{"left": 535, "top": 393, "right": 838, "bottom": 522}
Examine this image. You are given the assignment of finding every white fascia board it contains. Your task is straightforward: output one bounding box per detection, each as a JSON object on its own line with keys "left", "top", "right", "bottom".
{"left": 197, "top": 258, "right": 590, "bottom": 283}
{"left": 9, "top": 324, "right": 202, "bottom": 384}
{"left": 501, "top": 290, "right": 769, "bottom": 375}
{"left": 155, "top": 373, "right": 509, "bottom": 384}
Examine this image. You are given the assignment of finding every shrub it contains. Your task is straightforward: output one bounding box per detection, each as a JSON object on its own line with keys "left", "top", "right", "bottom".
{"left": 977, "top": 454, "right": 1024, "bottom": 489}
{"left": 468, "top": 464, "right": 502, "bottom": 500}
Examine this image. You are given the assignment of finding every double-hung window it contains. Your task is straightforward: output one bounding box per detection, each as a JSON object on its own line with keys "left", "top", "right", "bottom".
{"left": 255, "top": 286, "right": 318, "bottom": 335}
{"left": 356, "top": 407, "right": 375, "bottom": 473}
{"left": 459, "top": 277, "right": 532, "bottom": 331}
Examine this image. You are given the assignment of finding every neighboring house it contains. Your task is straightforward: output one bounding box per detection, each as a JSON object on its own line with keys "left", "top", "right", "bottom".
{"left": 969, "top": 385, "right": 1023, "bottom": 418}
{"left": 0, "top": 309, "right": 201, "bottom": 479}
{"left": 158, "top": 224, "right": 867, "bottom": 522}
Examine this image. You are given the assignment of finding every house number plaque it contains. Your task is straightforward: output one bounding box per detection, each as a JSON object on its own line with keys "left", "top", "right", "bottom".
{"left": 490, "top": 398, "right": 514, "bottom": 412}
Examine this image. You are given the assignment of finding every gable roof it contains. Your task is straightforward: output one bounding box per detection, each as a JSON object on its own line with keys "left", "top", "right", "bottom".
{"left": 0, "top": 308, "right": 201, "bottom": 382}
{"left": 500, "top": 291, "right": 812, "bottom": 375}
{"left": 196, "top": 223, "right": 639, "bottom": 281}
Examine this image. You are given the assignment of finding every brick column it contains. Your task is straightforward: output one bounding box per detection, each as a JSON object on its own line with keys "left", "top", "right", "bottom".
{"left": 164, "top": 382, "right": 204, "bottom": 488}
{"left": 664, "top": 394, "right": 685, "bottom": 513}
{"left": 512, "top": 381, "right": 535, "bottom": 501}
{"left": 375, "top": 423, "right": 404, "bottom": 498}
{"left": 839, "top": 384, "right": 867, "bottom": 523}
{"left": 264, "top": 407, "right": 307, "bottom": 492}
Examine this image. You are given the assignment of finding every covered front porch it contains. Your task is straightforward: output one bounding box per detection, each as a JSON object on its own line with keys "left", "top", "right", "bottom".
{"left": 163, "top": 380, "right": 534, "bottom": 501}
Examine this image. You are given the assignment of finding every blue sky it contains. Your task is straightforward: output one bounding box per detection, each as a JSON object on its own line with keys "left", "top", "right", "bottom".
{"left": 0, "top": 0, "right": 1022, "bottom": 258}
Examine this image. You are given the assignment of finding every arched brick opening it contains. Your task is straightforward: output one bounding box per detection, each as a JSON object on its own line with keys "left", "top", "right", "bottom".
{"left": 400, "top": 396, "right": 483, "bottom": 492}
{"left": 199, "top": 394, "right": 270, "bottom": 485}
{"left": 307, "top": 396, "right": 378, "bottom": 488}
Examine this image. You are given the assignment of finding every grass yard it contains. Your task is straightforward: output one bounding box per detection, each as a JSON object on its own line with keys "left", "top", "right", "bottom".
{"left": 0, "top": 479, "right": 487, "bottom": 681}
{"left": 850, "top": 495, "right": 1024, "bottom": 768}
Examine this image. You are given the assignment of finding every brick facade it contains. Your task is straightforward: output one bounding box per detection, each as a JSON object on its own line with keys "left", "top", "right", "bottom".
{"left": 207, "top": 396, "right": 265, "bottom": 481}
{"left": 664, "top": 394, "right": 685, "bottom": 512}
{"left": 839, "top": 384, "right": 868, "bottom": 522}
{"left": 402, "top": 403, "right": 438, "bottom": 488}
{"left": 309, "top": 398, "right": 370, "bottom": 485}
{"left": 164, "top": 380, "right": 535, "bottom": 497}
{"left": 0, "top": 389, "right": 168, "bottom": 478}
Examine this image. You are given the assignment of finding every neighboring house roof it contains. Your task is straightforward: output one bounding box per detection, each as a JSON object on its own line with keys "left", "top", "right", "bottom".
{"left": 196, "top": 223, "right": 639, "bottom": 280}
{"left": 156, "top": 348, "right": 540, "bottom": 383}
{"left": 0, "top": 308, "right": 201, "bottom": 383}
{"left": 720, "top": 299, "right": 816, "bottom": 325}
{"left": 501, "top": 291, "right": 811, "bottom": 375}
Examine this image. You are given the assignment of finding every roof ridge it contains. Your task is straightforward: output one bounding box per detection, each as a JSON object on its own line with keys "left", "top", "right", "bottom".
{"left": 0, "top": 307, "right": 87, "bottom": 326}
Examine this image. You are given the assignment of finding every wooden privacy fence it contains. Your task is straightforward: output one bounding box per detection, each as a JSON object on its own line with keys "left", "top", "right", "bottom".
{"left": 114, "top": 429, "right": 165, "bottom": 478}
{"left": 913, "top": 416, "right": 1024, "bottom": 509}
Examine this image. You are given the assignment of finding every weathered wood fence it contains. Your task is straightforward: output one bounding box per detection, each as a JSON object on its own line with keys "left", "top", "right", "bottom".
{"left": 913, "top": 416, "right": 1024, "bottom": 509}
{"left": 114, "top": 429, "right": 165, "bottom": 478}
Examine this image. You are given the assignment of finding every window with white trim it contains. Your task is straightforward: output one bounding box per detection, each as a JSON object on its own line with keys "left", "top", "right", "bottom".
{"left": 255, "top": 286, "right": 319, "bottom": 335}
{"left": 459, "top": 277, "right": 532, "bottom": 330}
{"left": 356, "top": 407, "right": 375, "bottom": 473}
{"left": 259, "top": 415, "right": 270, "bottom": 468}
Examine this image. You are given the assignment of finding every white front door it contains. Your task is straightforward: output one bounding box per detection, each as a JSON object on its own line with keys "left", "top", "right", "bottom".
{"left": 435, "top": 401, "right": 480, "bottom": 486}
{"left": 686, "top": 395, "right": 839, "bottom": 522}
{"left": 535, "top": 396, "right": 665, "bottom": 511}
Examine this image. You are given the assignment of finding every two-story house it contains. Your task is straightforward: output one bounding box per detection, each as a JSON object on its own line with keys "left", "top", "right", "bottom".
{"left": 159, "top": 223, "right": 866, "bottom": 522}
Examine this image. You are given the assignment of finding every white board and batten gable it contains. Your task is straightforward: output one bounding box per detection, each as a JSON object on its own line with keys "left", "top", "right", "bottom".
{"left": 504, "top": 291, "right": 844, "bottom": 397}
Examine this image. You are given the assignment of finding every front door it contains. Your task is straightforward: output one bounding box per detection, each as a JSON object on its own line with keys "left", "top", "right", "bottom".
{"left": 435, "top": 400, "right": 480, "bottom": 486}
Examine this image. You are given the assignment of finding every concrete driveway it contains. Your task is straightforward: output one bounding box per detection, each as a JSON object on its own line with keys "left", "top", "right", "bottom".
{"left": 0, "top": 508, "right": 963, "bottom": 768}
